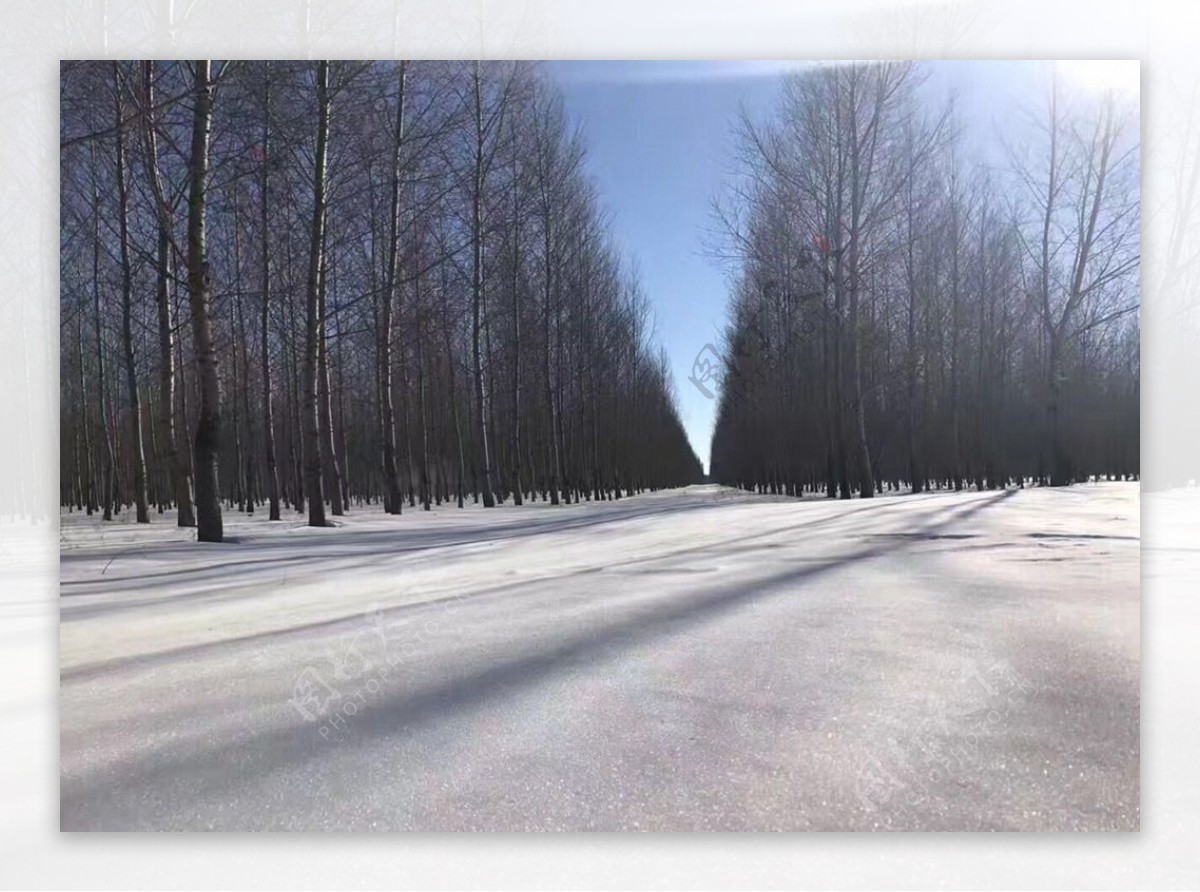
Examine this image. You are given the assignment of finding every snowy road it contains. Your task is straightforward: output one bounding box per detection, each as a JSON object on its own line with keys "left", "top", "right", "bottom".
{"left": 59, "top": 484, "right": 1139, "bottom": 830}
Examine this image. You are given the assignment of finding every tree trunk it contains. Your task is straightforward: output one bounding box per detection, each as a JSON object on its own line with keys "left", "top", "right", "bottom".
{"left": 949, "top": 189, "right": 963, "bottom": 491}
{"left": 904, "top": 186, "right": 923, "bottom": 495}
{"left": 230, "top": 205, "right": 246, "bottom": 513}
{"left": 417, "top": 303, "right": 432, "bottom": 510}
{"left": 543, "top": 218, "right": 562, "bottom": 505}
{"left": 143, "top": 61, "right": 196, "bottom": 526}
{"left": 510, "top": 181, "right": 524, "bottom": 506}
{"left": 1047, "top": 338, "right": 1068, "bottom": 486}
{"left": 317, "top": 244, "right": 345, "bottom": 515}
{"left": 186, "top": 59, "right": 223, "bottom": 542}
{"left": 472, "top": 62, "right": 497, "bottom": 508}
{"left": 846, "top": 125, "right": 875, "bottom": 497}
{"left": 303, "top": 60, "right": 330, "bottom": 527}
{"left": 259, "top": 64, "right": 282, "bottom": 520}
{"left": 92, "top": 166, "right": 115, "bottom": 522}
{"left": 379, "top": 61, "right": 406, "bottom": 514}
{"left": 113, "top": 63, "right": 149, "bottom": 523}
{"left": 77, "top": 290, "right": 95, "bottom": 514}
{"left": 444, "top": 300, "right": 467, "bottom": 509}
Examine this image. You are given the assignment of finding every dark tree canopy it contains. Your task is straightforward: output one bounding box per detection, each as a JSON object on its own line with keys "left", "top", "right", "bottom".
{"left": 708, "top": 63, "right": 1139, "bottom": 496}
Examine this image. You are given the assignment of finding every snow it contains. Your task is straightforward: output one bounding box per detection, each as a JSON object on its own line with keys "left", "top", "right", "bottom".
{"left": 59, "top": 483, "right": 1139, "bottom": 830}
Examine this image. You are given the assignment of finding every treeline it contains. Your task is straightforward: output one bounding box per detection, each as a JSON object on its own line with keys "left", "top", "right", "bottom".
{"left": 60, "top": 60, "right": 702, "bottom": 541}
{"left": 708, "top": 62, "right": 1139, "bottom": 497}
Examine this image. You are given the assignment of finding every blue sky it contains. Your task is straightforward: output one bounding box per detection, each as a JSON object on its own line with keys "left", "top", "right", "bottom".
{"left": 542, "top": 60, "right": 1137, "bottom": 472}
{"left": 546, "top": 61, "right": 787, "bottom": 473}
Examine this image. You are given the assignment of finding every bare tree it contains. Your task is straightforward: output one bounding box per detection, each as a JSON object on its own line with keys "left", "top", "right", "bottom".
{"left": 303, "top": 60, "right": 332, "bottom": 527}
{"left": 186, "top": 60, "right": 223, "bottom": 542}
{"left": 1012, "top": 81, "right": 1140, "bottom": 485}
{"left": 59, "top": 60, "right": 703, "bottom": 528}
{"left": 141, "top": 61, "right": 197, "bottom": 526}
{"left": 379, "top": 61, "right": 407, "bottom": 515}
{"left": 710, "top": 63, "right": 1139, "bottom": 495}
{"left": 258, "top": 62, "right": 282, "bottom": 521}
{"left": 111, "top": 63, "right": 150, "bottom": 523}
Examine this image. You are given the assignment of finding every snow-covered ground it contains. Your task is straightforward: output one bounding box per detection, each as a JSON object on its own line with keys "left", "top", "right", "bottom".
{"left": 59, "top": 483, "right": 1140, "bottom": 830}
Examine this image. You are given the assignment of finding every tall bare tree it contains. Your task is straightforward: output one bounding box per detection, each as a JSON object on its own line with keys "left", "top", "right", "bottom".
{"left": 59, "top": 60, "right": 703, "bottom": 528}
{"left": 186, "top": 59, "right": 223, "bottom": 542}
{"left": 303, "top": 60, "right": 332, "bottom": 527}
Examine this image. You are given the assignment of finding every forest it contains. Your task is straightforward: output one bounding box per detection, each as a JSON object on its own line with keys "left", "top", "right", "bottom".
{"left": 59, "top": 61, "right": 704, "bottom": 542}
{"left": 707, "top": 62, "right": 1140, "bottom": 497}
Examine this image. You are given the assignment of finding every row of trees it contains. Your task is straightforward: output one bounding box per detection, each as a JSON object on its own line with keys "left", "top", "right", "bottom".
{"left": 60, "top": 60, "right": 702, "bottom": 541}
{"left": 708, "top": 62, "right": 1139, "bottom": 496}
